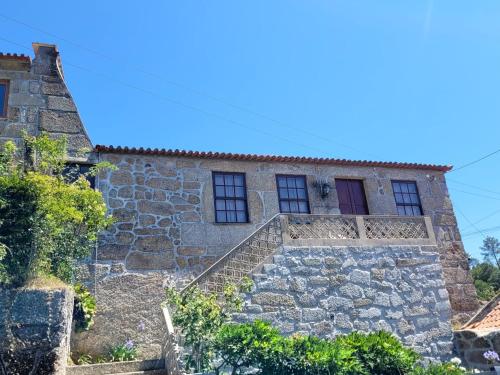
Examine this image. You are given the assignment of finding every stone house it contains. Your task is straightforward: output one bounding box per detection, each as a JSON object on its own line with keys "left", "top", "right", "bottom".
{"left": 0, "top": 44, "right": 480, "bottom": 361}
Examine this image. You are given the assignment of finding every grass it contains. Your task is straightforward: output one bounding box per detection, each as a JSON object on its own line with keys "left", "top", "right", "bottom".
{"left": 23, "top": 275, "right": 69, "bottom": 290}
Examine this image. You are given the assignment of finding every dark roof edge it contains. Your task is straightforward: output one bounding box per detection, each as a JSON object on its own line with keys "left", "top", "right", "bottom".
{"left": 95, "top": 145, "right": 453, "bottom": 172}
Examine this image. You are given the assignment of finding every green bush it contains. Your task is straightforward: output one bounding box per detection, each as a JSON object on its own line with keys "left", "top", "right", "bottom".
{"left": 108, "top": 340, "right": 137, "bottom": 362}
{"left": 165, "top": 279, "right": 253, "bottom": 373}
{"left": 410, "top": 362, "right": 466, "bottom": 375}
{"left": 336, "top": 331, "right": 420, "bottom": 375}
{"left": 0, "top": 135, "right": 113, "bottom": 286}
{"left": 212, "top": 322, "right": 468, "bottom": 375}
{"left": 73, "top": 283, "right": 97, "bottom": 332}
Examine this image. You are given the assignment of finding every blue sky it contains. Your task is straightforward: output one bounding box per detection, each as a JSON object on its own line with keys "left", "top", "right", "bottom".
{"left": 2, "top": 1, "right": 500, "bottom": 259}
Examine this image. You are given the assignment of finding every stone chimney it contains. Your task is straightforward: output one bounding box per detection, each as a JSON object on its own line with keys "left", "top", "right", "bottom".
{"left": 32, "top": 42, "right": 64, "bottom": 79}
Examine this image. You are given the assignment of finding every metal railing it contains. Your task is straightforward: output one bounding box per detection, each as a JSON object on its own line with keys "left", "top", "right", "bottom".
{"left": 184, "top": 214, "right": 436, "bottom": 293}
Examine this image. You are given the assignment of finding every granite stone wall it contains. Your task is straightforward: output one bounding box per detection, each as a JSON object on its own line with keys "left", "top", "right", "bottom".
{"left": 236, "top": 245, "right": 454, "bottom": 360}
{"left": 454, "top": 329, "right": 500, "bottom": 370}
{"left": 94, "top": 152, "right": 478, "bottom": 323}
{"left": 0, "top": 287, "right": 73, "bottom": 375}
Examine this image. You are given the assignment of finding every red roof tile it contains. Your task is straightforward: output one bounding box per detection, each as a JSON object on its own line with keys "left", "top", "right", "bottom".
{"left": 0, "top": 53, "right": 31, "bottom": 62}
{"left": 463, "top": 294, "right": 500, "bottom": 331}
{"left": 95, "top": 145, "right": 453, "bottom": 172}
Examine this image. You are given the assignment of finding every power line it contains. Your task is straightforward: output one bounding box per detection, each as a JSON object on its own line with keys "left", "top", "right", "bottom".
{"left": 449, "top": 187, "right": 500, "bottom": 201}
{"left": 447, "top": 178, "right": 500, "bottom": 196}
{"left": 449, "top": 147, "right": 500, "bottom": 173}
{"left": 462, "top": 225, "right": 500, "bottom": 238}
{"left": 456, "top": 206, "right": 488, "bottom": 239}
{"left": 0, "top": 12, "right": 382, "bottom": 159}
{"left": 0, "top": 36, "right": 344, "bottom": 157}
{"left": 461, "top": 208, "right": 500, "bottom": 231}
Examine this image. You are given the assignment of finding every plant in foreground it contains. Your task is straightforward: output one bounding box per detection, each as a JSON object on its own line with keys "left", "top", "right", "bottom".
{"left": 165, "top": 278, "right": 253, "bottom": 373}
{"left": 109, "top": 339, "right": 137, "bottom": 362}
{"left": 73, "top": 283, "right": 97, "bottom": 332}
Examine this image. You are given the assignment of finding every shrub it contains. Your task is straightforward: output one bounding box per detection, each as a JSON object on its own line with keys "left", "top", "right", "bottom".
{"left": 337, "top": 331, "right": 420, "bottom": 375}
{"left": 410, "top": 362, "right": 466, "bottom": 375}
{"left": 73, "top": 283, "right": 97, "bottom": 332}
{"left": 108, "top": 340, "right": 137, "bottom": 362}
{"left": 0, "top": 135, "right": 113, "bottom": 286}
{"left": 165, "top": 278, "right": 253, "bottom": 373}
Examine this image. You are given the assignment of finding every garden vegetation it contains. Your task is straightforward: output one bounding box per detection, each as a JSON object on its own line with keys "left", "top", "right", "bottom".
{"left": 0, "top": 134, "right": 112, "bottom": 286}
{"left": 166, "top": 284, "right": 467, "bottom": 375}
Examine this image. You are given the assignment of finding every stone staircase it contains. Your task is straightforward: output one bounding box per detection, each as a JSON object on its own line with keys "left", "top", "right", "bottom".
{"left": 184, "top": 213, "right": 435, "bottom": 294}
{"left": 66, "top": 359, "right": 167, "bottom": 375}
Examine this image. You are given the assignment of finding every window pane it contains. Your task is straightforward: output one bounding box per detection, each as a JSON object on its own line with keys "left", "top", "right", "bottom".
{"left": 298, "top": 201, "right": 308, "bottom": 213}
{"left": 224, "top": 174, "right": 234, "bottom": 185}
{"left": 235, "top": 187, "right": 245, "bottom": 198}
{"left": 225, "top": 186, "right": 235, "bottom": 197}
{"left": 236, "top": 200, "right": 245, "bottom": 210}
{"left": 280, "top": 201, "right": 290, "bottom": 213}
{"left": 216, "top": 186, "right": 225, "bottom": 197}
{"left": 236, "top": 211, "right": 247, "bottom": 222}
{"left": 393, "top": 183, "right": 401, "bottom": 193}
{"left": 405, "top": 206, "right": 413, "bottom": 216}
{"left": 410, "top": 194, "right": 419, "bottom": 204}
{"left": 0, "top": 84, "right": 6, "bottom": 117}
{"left": 279, "top": 188, "right": 289, "bottom": 199}
{"left": 290, "top": 201, "right": 299, "bottom": 213}
{"left": 408, "top": 183, "right": 417, "bottom": 193}
{"left": 412, "top": 206, "right": 422, "bottom": 216}
{"left": 288, "top": 189, "right": 297, "bottom": 199}
{"left": 277, "top": 177, "right": 286, "bottom": 187}
{"left": 295, "top": 178, "right": 305, "bottom": 188}
{"left": 216, "top": 211, "right": 227, "bottom": 222}
{"left": 215, "top": 175, "right": 224, "bottom": 185}
{"left": 403, "top": 194, "right": 411, "bottom": 204}
{"left": 287, "top": 177, "right": 297, "bottom": 188}
{"left": 226, "top": 211, "right": 237, "bottom": 222}
{"left": 397, "top": 206, "right": 406, "bottom": 216}
{"left": 215, "top": 199, "right": 226, "bottom": 210}
{"left": 226, "top": 200, "right": 235, "bottom": 210}
{"left": 297, "top": 188, "right": 306, "bottom": 199}
{"left": 234, "top": 175, "right": 244, "bottom": 186}
{"left": 395, "top": 193, "right": 404, "bottom": 204}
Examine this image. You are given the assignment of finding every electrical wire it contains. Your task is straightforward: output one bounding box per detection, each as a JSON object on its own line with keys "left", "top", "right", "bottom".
{"left": 0, "top": 12, "right": 382, "bottom": 159}
{"left": 0, "top": 36, "right": 344, "bottom": 157}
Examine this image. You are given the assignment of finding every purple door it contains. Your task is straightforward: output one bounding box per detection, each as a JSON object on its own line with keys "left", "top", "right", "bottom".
{"left": 335, "top": 179, "right": 369, "bottom": 215}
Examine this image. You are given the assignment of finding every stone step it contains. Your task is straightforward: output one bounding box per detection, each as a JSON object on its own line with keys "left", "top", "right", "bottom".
{"left": 67, "top": 359, "right": 165, "bottom": 375}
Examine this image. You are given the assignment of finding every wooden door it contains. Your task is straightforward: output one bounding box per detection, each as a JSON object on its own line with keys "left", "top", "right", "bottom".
{"left": 335, "top": 179, "right": 369, "bottom": 215}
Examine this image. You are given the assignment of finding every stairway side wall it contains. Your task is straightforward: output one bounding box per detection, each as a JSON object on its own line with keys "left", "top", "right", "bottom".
{"left": 236, "top": 245, "right": 454, "bottom": 360}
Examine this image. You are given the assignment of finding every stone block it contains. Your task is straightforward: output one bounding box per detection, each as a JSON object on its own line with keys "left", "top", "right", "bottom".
{"left": 252, "top": 293, "right": 295, "bottom": 306}
{"left": 177, "top": 246, "right": 206, "bottom": 256}
{"left": 39, "top": 110, "right": 83, "bottom": 133}
{"left": 126, "top": 251, "right": 175, "bottom": 270}
{"left": 137, "top": 200, "right": 174, "bottom": 216}
{"left": 47, "top": 95, "right": 77, "bottom": 111}
{"left": 134, "top": 236, "right": 173, "bottom": 252}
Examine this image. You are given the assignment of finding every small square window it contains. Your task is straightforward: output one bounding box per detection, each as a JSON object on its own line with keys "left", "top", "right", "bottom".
{"left": 0, "top": 80, "right": 9, "bottom": 118}
{"left": 276, "top": 174, "right": 310, "bottom": 214}
{"left": 391, "top": 181, "right": 423, "bottom": 217}
{"left": 213, "top": 172, "right": 249, "bottom": 223}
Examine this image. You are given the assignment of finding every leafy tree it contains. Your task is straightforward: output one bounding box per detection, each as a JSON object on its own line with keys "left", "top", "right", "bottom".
{"left": 481, "top": 236, "right": 500, "bottom": 268}
{"left": 165, "top": 278, "right": 253, "bottom": 373}
{"left": 0, "top": 134, "right": 113, "bottom": 286}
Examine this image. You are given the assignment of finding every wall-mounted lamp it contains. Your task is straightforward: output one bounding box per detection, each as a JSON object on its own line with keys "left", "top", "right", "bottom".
{"left": 314, "top": 179, "right": 331, "bottom": 199}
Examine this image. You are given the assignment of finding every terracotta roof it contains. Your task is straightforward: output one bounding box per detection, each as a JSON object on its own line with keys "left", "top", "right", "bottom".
{"left": 95, "top": 145, "right": 452, "bottom": 172}
{"left": 463, "top": 294, "right": 500, "bottom": 331}
{"left": 0, "top": 53, "right": 31, "bottom": 62}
